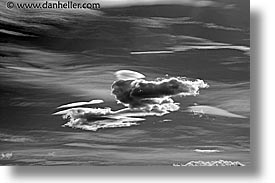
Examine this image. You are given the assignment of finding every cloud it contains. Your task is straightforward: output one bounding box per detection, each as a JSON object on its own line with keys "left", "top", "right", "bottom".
{"left": 53, "top": 107, "right": 146, "bottom": 131}
{"left": 57, "top": 99, "right": 104, "bottom": 109}
{"left": 115, "top": 70, "right": 145, "bottom": 80}
{"left": 53, "top": 70, "right": 209, "bottom": 131}
{"left": 173, "top": 160, "right": 245, "bottom": 166}
{"left": 111, "top": 74, "right": 209, "bottom": 109}
{"left": 194, "top": 149, "right": 221, "bottom": 153}
{"left": 62, "top": 117, "right": 144, "bottom": 131}
{"left": 186, "top": 105, "right": 247, "bottom": 118}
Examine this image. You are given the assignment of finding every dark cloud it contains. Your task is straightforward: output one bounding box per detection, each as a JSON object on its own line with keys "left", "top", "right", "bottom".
{"left": 111, "top": 76, "right": 209, "bottom": 108}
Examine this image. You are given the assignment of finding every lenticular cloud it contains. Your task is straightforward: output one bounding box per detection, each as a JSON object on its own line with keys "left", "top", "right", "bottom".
{"left": 53, "top": 70, "right": 209, "bottom": 131}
